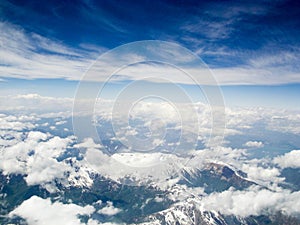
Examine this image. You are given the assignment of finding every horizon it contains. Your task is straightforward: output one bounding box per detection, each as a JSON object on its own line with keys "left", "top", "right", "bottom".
{"left": 1, "top": 1, "right": 300, "bottom": 225}
{"left": 1, "top": 0, "right": 300, "bottom": 109}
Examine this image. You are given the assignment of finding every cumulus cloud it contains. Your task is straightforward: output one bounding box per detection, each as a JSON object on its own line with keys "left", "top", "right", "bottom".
{"left": 77, "top": 138, "right": 189, "bottom": 187}
{"left": 9, "top": 196, "right": 95, "bottom": 225}
{"left": 0, "top": 94, "right": 73, "bottom": 114}
{"left": 241, "top": 163, "right": 283, "bottom": 187}
{"left": 0, "top": 113, "right": 36, "bottom": 131}
{"left": 267, "top": 114, "right": 300, "bottom": 135}
{"left": 200, "top": 186, "right": 300, "bottom": 217}
{"left": 0, "top": 109, "right": 300, "bottom": 224}
{"left": 27, "top": 131, "right": 49, "bottom": 141}
{"left": 0, "top": 131, "right": 74, "bottom": 185}
{"left": 87, "top": 220, "right": 121, "bottom": 225}
{"left": 0, "top": 101, "right": 299, "bottom": 185}
{"left": 74, "top": 138, "right": 102, "bottom": 149}
{"left": 98, "top": 201, "right": 122, "bottom": 216}
{"left": 244, "top": 141, "right": 264, "bottom": 148}
{"left": 187, "top": 146, "right": 247, "bottom": 170}
{"left": 273, "top": 150, "right": 300, "bottom": 168}
{"left": 1, "top": 93, "right": 300, "bottom": 139}
{"left": 0, "top": 116, "right": 93, "bottom": 189}
{"left": 226, "top": 107, "right": 300, "bottom": 135}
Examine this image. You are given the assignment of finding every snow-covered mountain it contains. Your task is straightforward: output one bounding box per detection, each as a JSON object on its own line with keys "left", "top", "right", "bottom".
{"left": 1, "top": 113, "right": 300, "bottom": 225}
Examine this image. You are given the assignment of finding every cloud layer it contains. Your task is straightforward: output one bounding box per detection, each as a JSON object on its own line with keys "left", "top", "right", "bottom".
{"left": 1, "top": 20, "right": 300, "bottom": 85}
{"left": 1, "top": 94, "right": 300, "bottom": 223}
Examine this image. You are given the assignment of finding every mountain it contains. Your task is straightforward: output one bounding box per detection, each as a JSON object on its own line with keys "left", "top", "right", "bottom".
{"left": 178, "top": 163, "right": 256, "bottom": 194}
{"left": 1, "top": 158, "right": 300, "bottom": 225}
{"left": 140, "top": 200, "right": 300, "bottom": 225}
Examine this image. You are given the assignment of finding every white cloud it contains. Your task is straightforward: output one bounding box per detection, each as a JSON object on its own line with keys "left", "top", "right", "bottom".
{"left": 267, "top": 114, "right": 300, "bottom": 134}
{"left": 0, "top": 130, "right": 23, "bottom": 147}
{"left": 200, "top": 145, "right": 246, "bottom": 161}
{"left": 27, "top": 131, "right": 49, "bottom": 141}
{"left": 9, "top": 196, "right": 95, "bottom": 225}
{"left": 1, "top": 106, "right": 300, "bottom": 222}
{"left": 87, "top": 220, "right": 121, "bottom": 225}
{"left": 0, "top": 22, "right": 96, "bottom": 80}
{"left": 248, "top": 51, "right": 299, "bottom": 68}
{"left": 79, "top": 141, "right": 188, "bottom": 187}
{"left": 226, "top": 106, "right": 300, "bottom": 135}
{"left": 1, "top": 21, "right": 300, "bottom": 85}
{"left": 0, "top": 117, "right": 93, "bottom": 188}
{"left": 80, "top": 59, "right": 300, "bottom": 85}
{"left": 244, "top": 141, "right": 264, "bottom": 148}
{"left": 1, "top": 98, "right": 300, "bottom": 191}
{"left": 55, "top": 120, "right": 67, "bottom": 125}
{"left": 210, "top": 66, "right": 300, "bottom": 85}
{"left": 0, "top": 114, "right": 36, "bottom": 131}
{"left": 273, "top": 150, "right": 300, "bottom": 168}
{"left": 0, "top": 94, "right": 73, "bottom": 114}
{"left": 241, "top": 163, "right": 283, "bottom": 187}
{"left": 74, "top": 138, "right": 102, "bottom": 149}
{"left": 98, "top": 201, "right": 122, "bottom": 216}
{"left": 0, "top": 131, "right": 74, "bottom": 185}
{"left": 200, "top": 186, "right": 300, "bottom": 217}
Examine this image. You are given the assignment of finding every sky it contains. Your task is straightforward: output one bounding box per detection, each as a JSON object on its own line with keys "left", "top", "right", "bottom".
{"left": 2, "top": 2, "right": 300, "bottom": 222}
{"left": 0, "top": 0, "right": 300, "bottom": 108}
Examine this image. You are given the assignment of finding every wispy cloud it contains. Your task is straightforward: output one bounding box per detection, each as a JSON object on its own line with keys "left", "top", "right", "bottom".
{"left": 79, "top": 0, "right": 128, "bottom": 34}
{"left": 0, "top": 22, "right": 100, "bottom": 80}
{"left": 180, "top": 2, "right": 270, "bottom": 40}
{"left": 1, "top": 18, "right": 300, "bottom": 86}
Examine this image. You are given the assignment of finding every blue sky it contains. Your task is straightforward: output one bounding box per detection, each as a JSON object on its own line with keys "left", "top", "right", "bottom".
{"left": 0, "top": 0, "right": 300, "bottom": 108}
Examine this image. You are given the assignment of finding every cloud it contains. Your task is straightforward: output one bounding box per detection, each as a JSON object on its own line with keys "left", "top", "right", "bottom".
{"left": 25, "top": 136, "right": 72, "bottom": 185}
{"left": 1, "top": 97, "right": 300, "bottom": 191}
{"left": 241, "top": 163, "right": 283, "bottom": 187}
{"left": 210, "top": 66, "right": 300, "bottom": 85}
{"left": 55, "top": 120, "right": 67, "bottom": 125}
{"left": 1, "top": 21, "right": 300, "bottom": 85}
{"left": 78, "top": 138, "right": 193, "bottom": 187}
{"left": 9, "top": 196, "right": 95, "bottom": 225}
{"left": 0, "top": 113, "right": 37, "bottom": 131}
{"left": 87, "top": 220, "right": 121, "bottom": 225}
{"left": 226, "top": 106, "right": 300, "bottom": 135}
{"left": 0, "top": 115, "right": 94, "bottom": 189}
{"left": 1, "top": 94, "right": 300, "bottom": 149}
{"left": 98, "top": 201, "right": 122, "bottom": 216}
{"left": 0, "top": 130, "right": 74, "bottom": 185}
{"left": 27, "top": 131, "right": 49, "bottom": 141}
{"left": 200, "top": 186, "right": 300, "bottom": 217}
{"left": 248, "top": 51, "right": 300, "bottom": 69}
{"left": 267, "top": 113, "right": 300, "bottom": 135}
{"left": 273, "top": 150, "right": 300, "bottom": 168}
{"left": 180, "top": 2, "right": 270, "bottom": 41}
{"left": 0, "top": 22, "right": 95, "bottom": 80}
{"left": 187, "top": 146, "right": 246, "bottom": 170}
{"left": 81, "top": 54, "right": 300, "bottom": 85}
{"left": 244, "top": 141, "right": 264, "bottom": 148}
{"left": 0, "top": 93, "right": 73, "bottom": 114}
{"left": 181, "top": 18, "right": 234, "bottom": 40}
{"left": 87, "top": 219, "right": 123, "bottom": 225}
{"left": 1, "top": 106, "right": 300, "bottom": 221}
